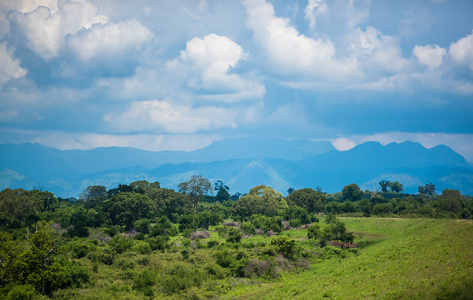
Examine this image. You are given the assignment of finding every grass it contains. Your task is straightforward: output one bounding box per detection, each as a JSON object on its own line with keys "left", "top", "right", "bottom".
{"left": 223, "top": 218, "right": 473, "bottom": 299}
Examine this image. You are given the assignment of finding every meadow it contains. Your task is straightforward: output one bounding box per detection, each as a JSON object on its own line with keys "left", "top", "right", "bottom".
{"left": 224, "top": 218, "right": 473, "bottom": 299}
{"left": 44, "top": 217, "right": 473, "bottom": 300}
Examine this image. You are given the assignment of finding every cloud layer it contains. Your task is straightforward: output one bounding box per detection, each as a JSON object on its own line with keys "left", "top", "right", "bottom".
{"left": 0, "top": 0, "right": 472, "bottom": 162}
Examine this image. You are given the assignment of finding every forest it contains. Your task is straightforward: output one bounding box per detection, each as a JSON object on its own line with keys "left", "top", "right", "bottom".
{"left": 1, "top": 176, "right": 472, "bottom": 299}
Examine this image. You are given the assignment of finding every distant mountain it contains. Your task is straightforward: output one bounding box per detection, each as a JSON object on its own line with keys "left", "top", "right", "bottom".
{"left": 1, "top": 139, "right": 472, "bottom": 197}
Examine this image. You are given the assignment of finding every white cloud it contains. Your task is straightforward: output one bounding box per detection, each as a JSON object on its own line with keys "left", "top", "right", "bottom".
{"left": 67, "top": 19, "right": 152, "bottom": 61}
{"left": 351, "top": 26, "right": 410, "bottom": 74}
{"left": 304, "top": 0, "right": 325, "bottom": 29}
{"left": 331, "top": 138, "right": 356, "bottom": 151}
{"left": 0, "top": 43, "right": 27, "bottom": 84}
{"left": 413, "top": 44, "right": 446, "bottom": 69}
{"left": 176, "top": 33, "right": 265, "bottom": 101}
{"left": 243, "top": 0, "right": 358, "bottom": 80}
{"left": 104, "top": 99, "right": 237, "bottom": 134}
{"left": 449, "top": 30, "right": 473, "bottom": 71}
{"left": 8, "top": 0, "right": 108, "bottom": 60}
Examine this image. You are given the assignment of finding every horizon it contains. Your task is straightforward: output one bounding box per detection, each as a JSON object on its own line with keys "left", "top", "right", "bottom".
{"left": 1, "top": 1, "right": 473, "bottom": 162}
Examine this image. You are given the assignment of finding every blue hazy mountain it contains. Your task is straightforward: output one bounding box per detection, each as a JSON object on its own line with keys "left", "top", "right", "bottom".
{"left": 1, "top": 139, "right": 472, "bottom": 197}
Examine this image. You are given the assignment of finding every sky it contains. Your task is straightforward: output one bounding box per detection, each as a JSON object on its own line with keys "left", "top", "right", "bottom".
{"left": 1, "top": 0, "right": 473, "bottom": 161}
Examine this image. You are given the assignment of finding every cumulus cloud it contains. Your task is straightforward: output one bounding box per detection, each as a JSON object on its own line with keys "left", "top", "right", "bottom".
{"left": 104, "top": 100, "right": 237, "bottom": 134}
{"left": 67, "top": 19, "right": 152, "bottom": 61}
{"left": 7, "top": 0, "right": 108, "bottom": 60}
{"left": 448, "top": 30, "right": 473, "bottom": 71}
{"left": 304, "top": 0, "right": 325, "bottom": 29}
{"left": 175, "top": 33, "right": 265, "bottom": 101}
{"left": 0, "top": 43, "right": 27, "bottom": 84}
{"left": 413, "top": 44, "right": 446, "bottom": 69}
{"left": 351, "top": 26, "right": 410, "bottom": 74}
{"left": 243, "top": 0, "right": 359, "bottom": 80}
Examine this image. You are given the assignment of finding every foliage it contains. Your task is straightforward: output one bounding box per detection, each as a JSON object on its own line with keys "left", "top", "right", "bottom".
{"left": 226, "top": 228, "right": 242, "bottom": 243}
{"left": 286, "top": 188, "right": 326, "bottom": 214}
{"left": 270, "top": 236, "right": 301, "bottom": 260}
{"left": 103, "top": 192, "right": 155, "bottom": 230}
{"left": 178, "top": 175, "right": 212, "bottom": 214}
{"left": 342, "top": 184, "right": 363, "bottom": 201}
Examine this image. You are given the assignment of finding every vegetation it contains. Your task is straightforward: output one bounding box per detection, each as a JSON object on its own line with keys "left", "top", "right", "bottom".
{"left": 0, "top": 178, "right": 472, "bottom": 299}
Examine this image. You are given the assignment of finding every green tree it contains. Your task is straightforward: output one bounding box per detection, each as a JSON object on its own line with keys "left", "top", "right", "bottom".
{"left": 418, "top": 183, "right": 436, "bottom": 195}
{"left": 103, "top": 192, "right": 156, "bottom": 230}
{"left": 0, "top": 189, "right": 43, "bottom": 226}
{"left": 342, "top": 184, "right": 362, "bottom": 201}
{"left": 178, "top": 175, "right": 212, "bottom": 214}
{"left": 286, "top": 188, "right": 326, "bottom": 214}
{"left": 25, "top": 221, "right": 63, "bottom": 295}
{"left": 379, "top": 180, "right": 390, "bottom": 193}
{"left": 214, "top": 180, "right": 230, "bottom": 202}
{"left": 389, "top": 181, "right": 403, "bottom": 193}
{"left": 232, "top": 185, "right": 285, "bottom": 218}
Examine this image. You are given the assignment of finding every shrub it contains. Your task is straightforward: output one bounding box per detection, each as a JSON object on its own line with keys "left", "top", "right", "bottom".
{"left": 5, "top": 285, "right": 36, "bottom": 300}
{"left": 133, "top": 270, "right": 157, "bottom": 293}
{"left": 214, "top": 250, "right": 236, "bottom": 268}
{"left": 270, "top": 236, "right": 301, "bottom": 260}
{"left": 109, "top": 235, "right": 134, "bottom": 254}
{"left": 133, "top": 242, "right": 152, "bottom": 254}
{"left": 146, "top": 236, "right": 169, "bottom": 251}
{"left": 134, "top": 219, "right": 150, "bottom": 234}
{"left": 244, "top": 260, "right": 272, "bottom": 278}
{"left": 207, "top": 240, "right": 219, "bottom": 248}
{"left": 289, "top": 219, "right": 301, "bottom": 228}
{"left": 162, "top": 263, "right": 203, "bottom": 294}
{"left": 215, "top": 225, "right": 228, "bottom": 238}
{"left": 226, "top": 228, "right": 242, "bottom": 243}
{"left": 240, "top": 222, "right": 256, "bottom": 234}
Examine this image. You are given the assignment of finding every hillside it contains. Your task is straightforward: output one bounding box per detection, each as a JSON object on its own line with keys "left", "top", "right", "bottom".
{"left": 225, "top": 218, "right": 473, "bottom": 299}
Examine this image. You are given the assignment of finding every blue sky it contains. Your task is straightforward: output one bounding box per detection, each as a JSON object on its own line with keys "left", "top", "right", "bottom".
{"left": 1, "top": 0, "right": 473, "bottom": 161}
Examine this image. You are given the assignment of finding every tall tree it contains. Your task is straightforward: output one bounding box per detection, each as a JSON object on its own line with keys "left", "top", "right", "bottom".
{"left": 418, "top": 183, "right": 436, "bottom": 195}
{"left": 214, "top": 180, "right": 230, "bottom": 202}
{"left": 178, "top": 175, "right": 212, "bottom": 214}
{"left": 286, "top": 188, "right": 326, "bottom": 214}
{"left": 389, "top": 181, "right": 403, "bottom": 193}
{"left": 342, "top": 183, "right": 363, "bottom": 201}
{"left": 379, "top": 180, "right": 390, "bottom": 193}
{"left": 103, "top": 192, "right": 156, "bottom": 230}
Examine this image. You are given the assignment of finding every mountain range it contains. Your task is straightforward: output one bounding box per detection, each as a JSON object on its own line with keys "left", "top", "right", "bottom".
{"left": 1, "top": 138, "right": 472, "bottom": 198}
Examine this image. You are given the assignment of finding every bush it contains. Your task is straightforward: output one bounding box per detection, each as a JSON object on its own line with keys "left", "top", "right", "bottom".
{"left": 109, "top": 235, "right": 134, "bottom": 254}
{"left": 243, "top": 259, "right": 273, "bottom": 278}
{"left": 5, "top": 285, "right": 36, "bottom": 300}
{"left": 207, "top": 240, "right": 219, "bottom": 248}
{"left": 240, "top": 222, "right": 256, "bottom": 234}
{"left": 289, "top": 219, "right": 301, "bottom": 228}
{"left": 133, "top": 242, "right": 152, "bottom": 254}
{"left": 59, "top": 259, "right": 91, "bottom": 289}
{"left": 134, "top": 219, "right": 150, "bottom": 234}
{"left": 270, "top": 236, "right": 301, "bottom": 260}
{"left": 133, "top": 270, "right": 157, "bottom": 294}
{"left": 226, "top": 228, "right": 242, "bottom": 243}
{"left": 146, "top": 236, "right": 169, "bottom": 251}
{"left": 215, "top": 225, "right": 228, "bottom": 238}
{"left": 162, "top": 263, "right": 203, "bottom": 294}
{"left": 214, "top": 250, "right": 236, "bottom": 268}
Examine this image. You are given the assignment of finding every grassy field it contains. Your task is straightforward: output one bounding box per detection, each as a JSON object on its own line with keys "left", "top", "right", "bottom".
{"left": 224, "top": 218, "right": 473, "bottom": 300}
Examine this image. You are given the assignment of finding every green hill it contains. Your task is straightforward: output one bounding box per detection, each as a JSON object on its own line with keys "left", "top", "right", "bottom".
{"left": 225, "top": 218, "right": 473, "bottom": 299}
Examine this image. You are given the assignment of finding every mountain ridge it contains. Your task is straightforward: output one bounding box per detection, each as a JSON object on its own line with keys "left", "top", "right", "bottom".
{"left": 0, "top": 139, "right": 471, "bottom": 197}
